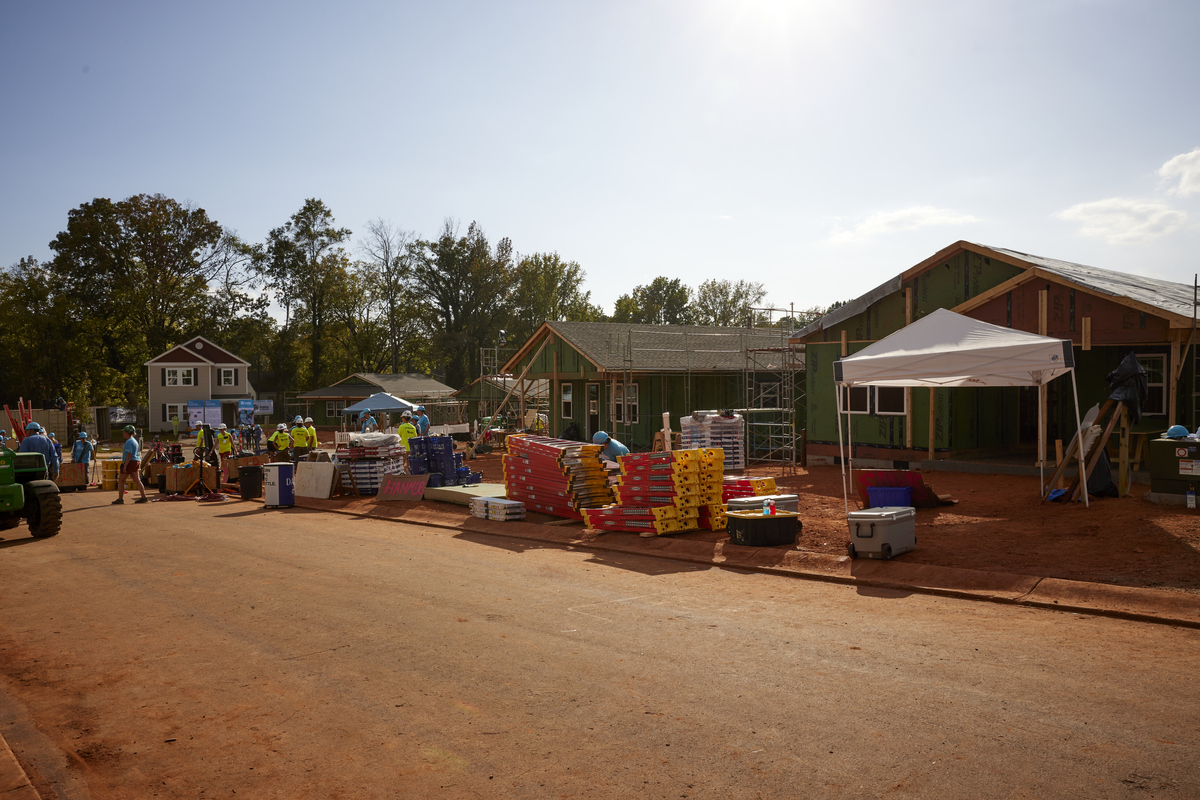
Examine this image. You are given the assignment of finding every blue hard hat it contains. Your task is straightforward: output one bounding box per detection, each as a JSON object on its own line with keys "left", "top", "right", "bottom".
{"left": 417, "top": 405, "right": 425, "bottom": 412}
{"left": 592, "top": 430, "right": 608, "bottom": 444}
{"left": 49, "top": 432, "right": 56, "bottom": 438}
{"left": 25, "top": 421, "right": 41, "bottom": 433}
{"left": 293, "top": 415, "right": 303, "bottom": 424}
{"left": 78, "top": 432, "right": 88, "bottom": 439}
{"left": 1166, "top": 424, "right": 1189, "bottom": 439}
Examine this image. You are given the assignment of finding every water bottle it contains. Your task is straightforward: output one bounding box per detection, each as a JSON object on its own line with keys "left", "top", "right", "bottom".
{"left": 762, "top": 498, "right": 769, "bottom": 515}
{"left": 769, "top": 499, "right": 776, "bottom": 515}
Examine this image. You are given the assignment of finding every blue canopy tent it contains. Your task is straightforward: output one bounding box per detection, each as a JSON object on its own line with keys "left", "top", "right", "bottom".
{"left": 341, "top": 392, "right": 415, "bottom": 416}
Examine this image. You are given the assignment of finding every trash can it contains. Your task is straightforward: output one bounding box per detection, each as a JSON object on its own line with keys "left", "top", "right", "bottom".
{"left": 239, "top": 465, "right": 263, "bottom": 500}
{"left": 262, "top": 462, "right": 294, "bottom": 508}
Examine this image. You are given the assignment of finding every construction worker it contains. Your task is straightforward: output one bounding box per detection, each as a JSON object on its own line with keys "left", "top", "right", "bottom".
{"left": 305, "top": 417, "right": 318, "bottom": 452}
{"left": 253, "top": 423, "right": 263, "bottom": 453}
{"left": 215, "top": 423, "right": 234, "bottom": 480}
{"left": 397, "top": 410, "right": 418, "bottom": 452}
{"left": 360, "top": 408, "right": 377, "bottom": 433}
{"left": 48, "top": 432, "right": 63, "bottom": 466}
{"left": 290, "top": 416, "right": 311, "bottom": 463}
{"left": 113, "top": 425, "right": 148, "bottom": 505}
{"left": 592, "top": 430, "right": 629, "bottom": 466}
{"left": 267, "top": 423, "right": 292, "bottom": 458}
{"left": 19, "top": 422, "right": 60, "bottom": 479}
{"left": 414, "top": 405, "right": 430, "bottom": 436}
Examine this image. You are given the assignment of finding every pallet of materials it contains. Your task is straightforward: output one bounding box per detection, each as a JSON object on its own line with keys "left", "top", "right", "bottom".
{"left": 338, "top": 458, "right": 406, "bottom": 495}
{"left": 722, "top": 475, "right": 777, "bottom": 502}
{"left": 502, "top": 434, "right": 613, "bottom": 519}
{"left": 470, "top": 496, "right": 526, "bottom": 521}
{"left": 681, "top": 413, "right": 745, "bottom": 470}
{"left": 583, "top": 448, "right": 727, "bottom": 537}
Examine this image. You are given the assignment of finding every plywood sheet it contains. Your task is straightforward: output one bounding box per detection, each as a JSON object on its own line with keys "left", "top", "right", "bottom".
{"left": 422, "top": 483, "right": 507, "bottom": 506}
{"left": 294, "top": 462, "right": 336, "bottom": 500}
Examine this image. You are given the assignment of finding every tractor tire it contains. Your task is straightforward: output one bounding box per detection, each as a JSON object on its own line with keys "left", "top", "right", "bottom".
{"left": 1, "top": 516, "right": 21, "bottom": 532}
{"left": 26, "top": 481, "right": 62, "bottom": 539}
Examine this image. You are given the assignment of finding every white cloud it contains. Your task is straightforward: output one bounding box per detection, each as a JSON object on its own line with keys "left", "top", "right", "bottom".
{"left": 1158, "top": 147, "right": 1200, "bottom": 197}
{"left": 1056, "top": 197, "right": 1186, "bottom": 244}
{"left": 828, "top": 206, "right": 979, "bottom": 244}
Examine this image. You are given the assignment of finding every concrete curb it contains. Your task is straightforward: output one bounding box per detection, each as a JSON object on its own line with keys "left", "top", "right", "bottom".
{"left": 0, "top": 730, "right": 39, "bottom": 799}
{"left": 289, "top": 498, "right": 1200, "bottom": 630}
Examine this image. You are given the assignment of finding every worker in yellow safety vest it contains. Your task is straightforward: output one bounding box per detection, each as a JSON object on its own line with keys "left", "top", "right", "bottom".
{"left": 290, "top": 416, "right": 311, "bottom": 463}
{"left": 397, "top": 410, "right": 418, "bottom": 453}
{"left": 267, "top": 423, "right": 292, "bottom": 458}
{"left": 305, "top": 417, "right": 318, "bottom": 452}
{"left": 215, "top": 423, "right": 234, "bottom": 480}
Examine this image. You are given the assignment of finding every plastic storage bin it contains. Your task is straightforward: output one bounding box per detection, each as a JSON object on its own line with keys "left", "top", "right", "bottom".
{"left": 263, "top": 462, "right": 295, "bottom": 508}
{"left": 847, "top": 506, "right": 916, "bottom": 560}
{"left": 866, "top": 486, "right": 913, "bottom": 508}
{"left": 726, "top": 510, "right": 801, "bottom": 546}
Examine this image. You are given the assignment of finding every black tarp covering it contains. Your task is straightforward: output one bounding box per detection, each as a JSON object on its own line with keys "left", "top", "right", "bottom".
{"left": 1106, "top": 352, "right": 1149, "bottom": 424}
{"left": 1086, "top": 449, "right": 1119, "bottom": 498}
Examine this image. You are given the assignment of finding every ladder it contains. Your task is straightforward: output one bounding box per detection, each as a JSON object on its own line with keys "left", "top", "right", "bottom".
{"left": 1043, "top": 399, "right": 1124, "bottom": 503}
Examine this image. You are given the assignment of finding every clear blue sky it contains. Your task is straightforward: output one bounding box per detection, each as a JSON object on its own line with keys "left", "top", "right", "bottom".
{"left": 3, "top": 0, "right": 1198, "bottom": 315}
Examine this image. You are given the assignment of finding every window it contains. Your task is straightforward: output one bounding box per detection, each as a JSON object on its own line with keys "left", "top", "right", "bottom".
{"left": 874, "top": 386, "right": 906, "bottom": 416}
{"left": 1140, "top": 354, "right": 1166, "bottom": 416}
{"left": 220, "top": 368, "right": 236, "bottom": 386}
{"left": 561, "top": 384, "right": 573, "bottom": 419}
{"left": 162, "top": 403, "right": 186, "bottom": 423}
{"left": 165, "top": 368, "right": 194, "bottom": 387}
{"left": 612, "top": 382, "right": 639, "bottom": 424}
{"left": 840, "top": 385, "right": 869, "bottom": 415}
{"left": 626, "top": 383, "right": 639, "bottom": 424}
{"left": 613, "top": 384, "right": 623, "bottom": 423}
{"left": 326, "top": 400, "right": 345, "bottom": 418}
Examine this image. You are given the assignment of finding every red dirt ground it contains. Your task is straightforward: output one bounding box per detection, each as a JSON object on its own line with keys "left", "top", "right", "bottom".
{"left": 467, "top": 452, "right": 1200, "bottom": 595}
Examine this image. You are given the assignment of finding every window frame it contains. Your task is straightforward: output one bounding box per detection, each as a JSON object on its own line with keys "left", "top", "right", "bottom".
{"left": 165, "top": 368, "right": 194, "bottom": 387}
{"left": 326, "top": 400, "right": 345, "bottom": 418}
{"left": 626, "top": 382, "right": 639, "bottom": 425}
{"left": 873, "top": 386, "right": 907, "bottom": 416}
{"left": 219, "top": 368, "right": 236, "bottom": 386}
{"left": 840, "top": 385, "right": 870, "bottom": 415}
{"left": 1138, "top": 353, "right": 1166, "bottom": 416}
{"left": 561, "top": 384, "right": 573, "bottom": 419}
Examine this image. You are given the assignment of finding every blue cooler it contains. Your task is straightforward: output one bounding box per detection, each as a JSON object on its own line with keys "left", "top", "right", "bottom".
{"left": 263, "top": 462, "right": 295, "bottom": 508}
{"left": 407, "top": 454, "right": 428, "bottom": 475}
{"left": 409, "top": 436, "right": 428, "bottom": 456}
{"left": 427, "top": 473, "right": 443, "bottom": 488}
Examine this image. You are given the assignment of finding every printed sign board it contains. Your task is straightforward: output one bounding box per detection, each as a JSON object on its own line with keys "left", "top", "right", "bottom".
{"left": 238, "top": 399, "right": 255, "bottom": 426}
{"left": 254, "top": 399, "right": 274, "bottom": 415}
{"left": 187, "top": 401, "right": 204, "bottom": 429}
{"left": 376, "top": 473, "right": 431, "bottom": 502}
{"left": 203, "top": 400, "right": 222, "bottom": 427}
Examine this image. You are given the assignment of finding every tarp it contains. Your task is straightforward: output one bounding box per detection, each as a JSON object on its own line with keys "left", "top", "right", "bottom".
{"left": 341, "top": 392, "right": 415, "bottom": 415}
{"left": 834, "top": 308, "right": 1075, "bottom": 388}
{"left": 833, "top": 308, "right": 1087, "bottom": 508}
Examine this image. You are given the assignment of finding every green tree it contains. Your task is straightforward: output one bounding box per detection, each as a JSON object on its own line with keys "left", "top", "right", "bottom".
{"left": 692, "top": 279, "right": 767, "bottom": 326}
{"left": 611, "top": 277, "right": 693, "bottom": 325}
{"left": 407, "top": 220, "right": 515, "bottom": 388}
{"left": 360, "top": 218, "right": 421, "bottom": 374}
{"left": 260, "top": 199, "right": 352, "bottom": 389}
{"left": 510, "top": 252, "right": 603, "bottom": 343}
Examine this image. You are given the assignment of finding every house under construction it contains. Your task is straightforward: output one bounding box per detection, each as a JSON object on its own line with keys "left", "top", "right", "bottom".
{"left": 499, "top": 319, "right": 806, "bottom": 468}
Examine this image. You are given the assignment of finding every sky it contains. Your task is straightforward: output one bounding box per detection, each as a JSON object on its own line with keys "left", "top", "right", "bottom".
{"left": 2, "top": 0, "right": 1199, "bottom": 317}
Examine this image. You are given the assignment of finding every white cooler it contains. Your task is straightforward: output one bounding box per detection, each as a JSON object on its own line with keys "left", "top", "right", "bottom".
{"left": 847, "top": 506, "right": 915, "bottom": 560}
{"left": 726, "top": 494, "right": 800, "bottom": 513}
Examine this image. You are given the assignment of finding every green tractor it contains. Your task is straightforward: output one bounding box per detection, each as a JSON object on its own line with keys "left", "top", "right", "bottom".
{"left": 0, "top": 447, "right": 62, "bottom": 538}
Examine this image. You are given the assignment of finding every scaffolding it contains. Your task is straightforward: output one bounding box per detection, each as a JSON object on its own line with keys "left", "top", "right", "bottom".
{"left": 478, "top": 346, "right": 550, "bottom": 430}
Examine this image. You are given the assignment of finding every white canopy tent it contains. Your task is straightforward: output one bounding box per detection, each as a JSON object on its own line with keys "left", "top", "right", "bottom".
{"left": 833, "top": 308, "right": 1088, "bottom": 509}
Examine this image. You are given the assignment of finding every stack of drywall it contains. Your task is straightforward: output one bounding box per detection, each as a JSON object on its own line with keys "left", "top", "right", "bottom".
{"left": 722, "top": 475, "right": 777, "bottom": 502}
{"left": 503, "top": 434, "right": 613, "bottom": 519}
{"left": 338, "top": 458, "right": 407, "bottom": 494}
{"left": 582, "top": 448, "right": 726, "bottom": 536}
{"left": 680, "top": 412, "right": 745, "bottom": 470}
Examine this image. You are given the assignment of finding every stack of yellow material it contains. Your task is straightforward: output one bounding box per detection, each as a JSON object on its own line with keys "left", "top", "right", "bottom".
{"left": 583, "top": 448, "right": 728, "bottom": 536}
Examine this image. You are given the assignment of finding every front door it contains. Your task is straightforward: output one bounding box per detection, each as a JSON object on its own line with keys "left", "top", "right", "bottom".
{"left": 587, "top": 384, "right": 600, "bottom": 439}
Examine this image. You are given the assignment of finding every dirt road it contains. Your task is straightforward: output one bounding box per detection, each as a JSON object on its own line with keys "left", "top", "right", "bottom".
{"left": 1, "top": 493, "right": 1197, "bottom": 798}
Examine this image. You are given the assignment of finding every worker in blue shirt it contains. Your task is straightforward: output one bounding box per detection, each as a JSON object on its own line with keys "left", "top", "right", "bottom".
{"left": 18, "top": 422, "right": 60, "bottom": 479}
{"left": 592, "top": 430, "right": 629, "bottom": 464}
{"left": 360, "top": 409, "right": 378, "bottom": 433}
{"left": 414, "top": 405, "right": 430, "bottom": 436}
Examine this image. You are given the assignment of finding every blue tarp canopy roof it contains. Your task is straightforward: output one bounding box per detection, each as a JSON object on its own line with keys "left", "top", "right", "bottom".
{"left": 341, "top": 392, "right": 414, "bottom": 415}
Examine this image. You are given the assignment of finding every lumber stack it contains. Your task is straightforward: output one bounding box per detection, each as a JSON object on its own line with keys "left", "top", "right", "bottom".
{"left": 503, "top": 434, "right": 614, "bottom": 519}
{"left": 582, "top": 448, "right": 727, "bottom": 536}
{"left": 722, "top": 475, "right": 777, "bottom": 502}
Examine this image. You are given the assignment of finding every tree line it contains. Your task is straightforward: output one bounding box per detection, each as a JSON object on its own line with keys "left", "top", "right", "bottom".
{"left": 0, "top": 193, "right": 822, "bottom": 410}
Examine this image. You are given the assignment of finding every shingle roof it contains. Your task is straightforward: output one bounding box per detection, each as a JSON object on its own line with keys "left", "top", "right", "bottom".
{"left": 299, "top": 373, "right": 455, "bottom": 400}
{"left": 540, "top": 321, "right": 796, "bottom": 373}
{"left": 795, "top": 241, "right": 1195, "bottom": 339}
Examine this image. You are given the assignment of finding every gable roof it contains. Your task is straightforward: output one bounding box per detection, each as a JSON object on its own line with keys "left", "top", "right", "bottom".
{"left": 796, "top": 241, "right": 1195, "bottom": 340}
{"left": 452, "top": 375, "right": 550, "bottom": 398}
{"left": 300, "top": 372, "right": 456, "bottom": 399}
{"left": 503, "top": 321, "right": 796, "bottom": 373}
{"left": 146, "top": 336, "right": 248, "bottom": 366}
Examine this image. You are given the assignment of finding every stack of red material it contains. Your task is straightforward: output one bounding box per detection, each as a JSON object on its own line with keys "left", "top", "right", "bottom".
{"left": 722, "top": 475, "right": 777, "bottom": 502}
{"left": 504, "top": 434, "right": 613, "bottom": 520}
{"left": 583, "top": 449, "right": 725, "bottom": 536}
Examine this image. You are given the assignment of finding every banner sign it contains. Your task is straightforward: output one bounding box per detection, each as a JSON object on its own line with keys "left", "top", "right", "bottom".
{"left": 187, "top": 401, "right": 204, "bottom": 430}
{"left": 203, "top": 400, "right": 222, "bottom": 427}
{"left": 376, "top": 473, "right": 431, "bottom": 502}
{"left": 253, "top": 399, "right": 274, "bottom": 415}
{"left": 237, "top": 400, "right": 255, "bottom": 426}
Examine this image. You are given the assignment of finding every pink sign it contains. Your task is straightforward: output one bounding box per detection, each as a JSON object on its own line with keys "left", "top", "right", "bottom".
{"left": 376, "top": 473, "right": 430, "bottom": 501}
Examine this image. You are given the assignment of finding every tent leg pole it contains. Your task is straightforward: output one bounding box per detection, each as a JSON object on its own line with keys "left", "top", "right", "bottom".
{"left": 836, "top": 384, "right": 848, "bottom": 516}
{"left": 1039, "top": 383, "right": 1044, "bottom": 496}
{"left": 1072, "top": 369, "right": 1089, "bottom": 508}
